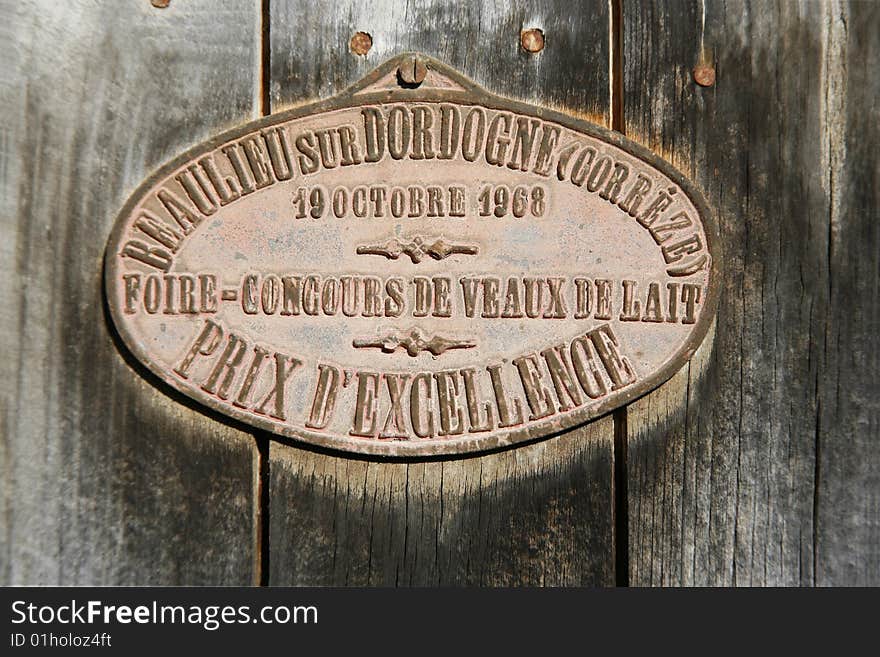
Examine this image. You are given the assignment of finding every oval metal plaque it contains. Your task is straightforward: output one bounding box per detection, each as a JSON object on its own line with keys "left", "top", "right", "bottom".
{"left": 105, "top": 54, "right": 720, "bottom": 456}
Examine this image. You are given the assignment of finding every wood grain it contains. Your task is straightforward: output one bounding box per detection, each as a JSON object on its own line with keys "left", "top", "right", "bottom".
{"left": 270, "top": 418, "right": 614, "bottom": 585}
{"left": 0, "top": 0, "right": 260, "bottom": 584}
{"left": 268, "top": 0, "right": 610, "bottom": 125}
{"left": 814, "top": 0, "right": 880, "bottom": 586}
{"left": 622, "top": 0, "right": 879, "bottom": 586}
{"left": 266, "top": 0, "right": 616, "bottom": 586}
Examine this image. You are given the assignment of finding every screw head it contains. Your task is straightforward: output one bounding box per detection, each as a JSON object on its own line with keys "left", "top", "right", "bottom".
{"left": 521, "top": 28, "right": 545, "bottom": 53}
{"left": 397, "top": 57, "right": 428, "bottom": 87}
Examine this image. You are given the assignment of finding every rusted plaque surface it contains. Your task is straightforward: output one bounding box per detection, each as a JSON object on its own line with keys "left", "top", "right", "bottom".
{"left": 105, "top": 54, "right": 720, "bottom": 456}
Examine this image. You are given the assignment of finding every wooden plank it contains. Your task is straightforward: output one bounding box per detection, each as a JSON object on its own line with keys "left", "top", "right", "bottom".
{"left": 268, "top": 0, "right": 609, "bottom": 124}
{"left": 622, "top": 0, "right": 879, "bottom": 585}
{"left": 270, "top": 417, "right": 614, "bottom": 585}
{"left": 267, "top": 0, "right": 615, "bottom": 585}
{"left": 814, "top": 0, "right": 880, "bottom": 586}
{"left": 0, "top": 0, "right": 261, "bottom": 584}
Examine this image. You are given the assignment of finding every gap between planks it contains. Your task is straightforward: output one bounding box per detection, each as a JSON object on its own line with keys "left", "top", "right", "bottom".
{"left": 610, "top": 0, "right": 628, "bottom": 587}
{"left": 254, "top": 0, "right": 272, "bottom": 587}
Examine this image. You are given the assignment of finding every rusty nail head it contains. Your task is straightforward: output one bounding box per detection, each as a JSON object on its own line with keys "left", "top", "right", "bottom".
{"left": 693, "top": 65, "right": 716, "bottom": 87}
{"left": 398, "top": 57, "right": 427, "bottom": 86}
{"left": 521, "top": 28, "right": 545, "bottom": 53}
{"left": 350, "top": 31, "right": 373, "bottom": 56}
{"left": 151, "top": 0, "right": 170, "bottom": 8}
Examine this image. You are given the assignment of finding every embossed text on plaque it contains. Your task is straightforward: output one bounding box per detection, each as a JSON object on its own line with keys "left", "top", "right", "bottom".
{"left": 105, "top": 54, "right": 720, "bottom": 456}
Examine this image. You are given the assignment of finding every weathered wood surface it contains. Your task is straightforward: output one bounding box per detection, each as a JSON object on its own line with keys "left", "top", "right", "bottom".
{"left": 0, "top": 0, "right": 260, "bottom": 584}
{"left": 266, "top": 0, "right": 617, "bottom": 586}
{"left": 2, "top": 0, "right": 876, "bottom": 587}
{"left": 270, "top": 418, "right": 614, "bottom": 585}
{"left": 814, "top": 1, "right": 880, "bottom": 585}
{"left": 623, "top": 0, "right": 879, "bottom": 586}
